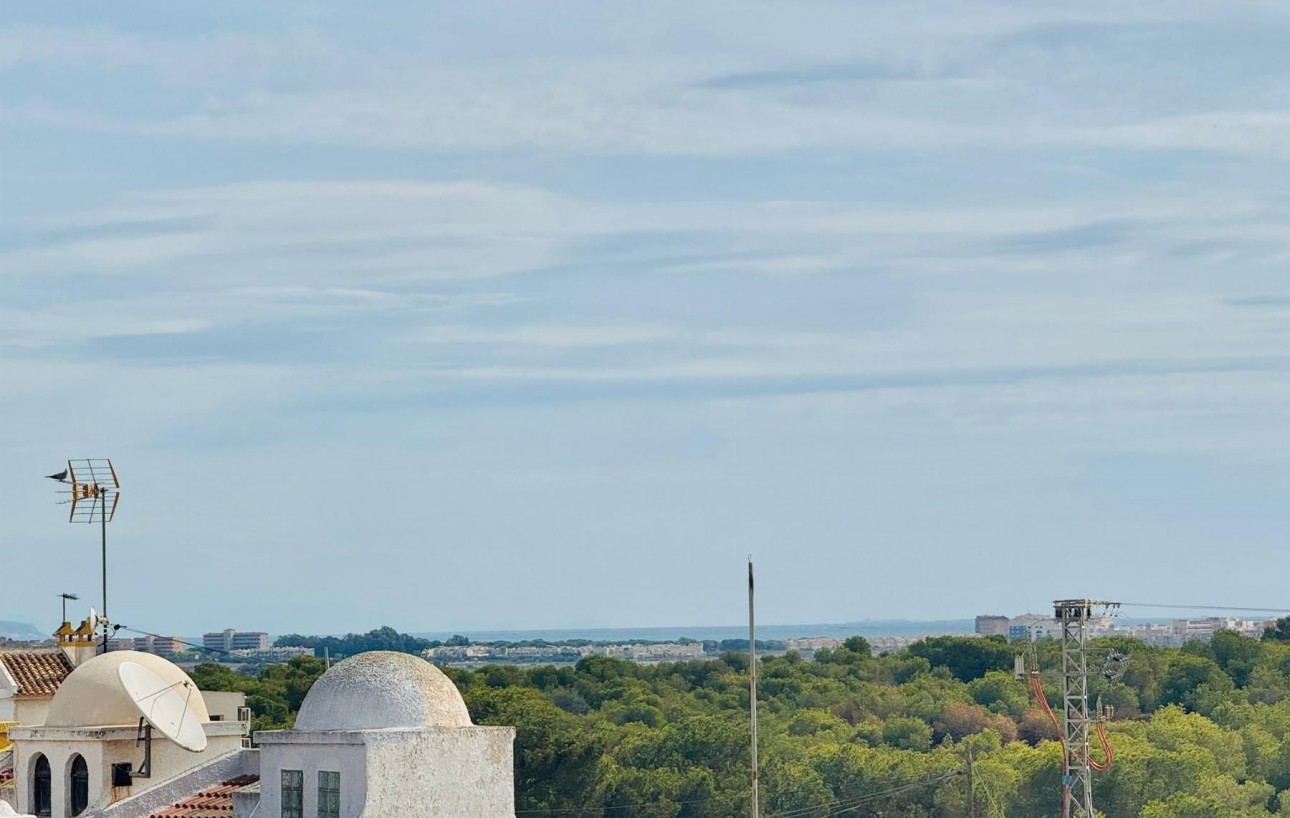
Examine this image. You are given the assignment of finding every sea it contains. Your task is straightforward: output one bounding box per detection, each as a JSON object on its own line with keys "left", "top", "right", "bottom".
{"left": 412, "top": 620, "right": 976, "bottom": 644}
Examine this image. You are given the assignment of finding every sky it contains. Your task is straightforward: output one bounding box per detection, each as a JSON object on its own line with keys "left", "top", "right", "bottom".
{"left": 2, "top": 1, "right": 1288, "bottom": 637}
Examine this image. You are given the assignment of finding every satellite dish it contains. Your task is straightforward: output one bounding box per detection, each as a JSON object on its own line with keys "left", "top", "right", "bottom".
{"left": 0, "top": 800, "right": 37, "bottom": 817}
{"left": 117, "top": 661, "right": 208, "bottom": 752}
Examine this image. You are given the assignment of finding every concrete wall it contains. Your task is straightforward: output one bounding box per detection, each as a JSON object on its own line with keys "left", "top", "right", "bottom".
{"left": 256, "top": 726, "right": 515, "bottom": 818}
{"left": 199, "top": 693, "right": 247, "bottom": 725}
{"left": 14, "top": 701, "right": 50, "bottom": 729}
{"left": 97, "top": 749, "right": 258, "bottom": 818}
{"left": 256, "top": 732, "right": 367, "bottom": 818}
{"left": 363, "top": 727, "right": 514, "bottom": 818}
{"left": 10, "top": 723, "right": 246, "bottom": 815}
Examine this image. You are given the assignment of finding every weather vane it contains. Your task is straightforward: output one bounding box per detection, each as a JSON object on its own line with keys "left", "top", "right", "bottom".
{"left": 48, "top": 459, "right": 121, "bottom": 652}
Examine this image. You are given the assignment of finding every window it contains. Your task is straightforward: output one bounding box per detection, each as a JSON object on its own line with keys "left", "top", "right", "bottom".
{"left": 32, "top": 754, "right": 51, "bottom": 818}
{"left": 69, "top": 755, "right": 89, "bottom": 816}
{"left": 317, "top": 771, "right": 340, "bottom": 818}
{"left": 281, "top": 770, "right": 303, "bottom": 818}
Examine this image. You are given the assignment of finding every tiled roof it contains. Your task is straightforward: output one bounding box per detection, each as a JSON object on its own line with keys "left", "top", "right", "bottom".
{"left": 0, "top": 651, "right": 74, "bottom": 698}
{"left": 151, "top": 775, "right": 259, "bottom": 818}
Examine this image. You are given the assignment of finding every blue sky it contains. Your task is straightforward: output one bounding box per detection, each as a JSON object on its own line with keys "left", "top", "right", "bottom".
{"left": 2, "top": 2, "right": 1288, "bottom": 636}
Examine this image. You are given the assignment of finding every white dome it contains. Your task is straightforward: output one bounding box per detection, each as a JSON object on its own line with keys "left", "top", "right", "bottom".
{"left": 45, "top": 651, "right": 210, "bottom": 727}
{"left": 295, "top": 652, "right": 471, "bottom": 731}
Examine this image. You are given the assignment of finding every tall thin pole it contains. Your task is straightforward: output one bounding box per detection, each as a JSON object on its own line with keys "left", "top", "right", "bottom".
{"left": 101, "top": 490, "right": 109, "bottom": 653}
{"left": 748, "top": 558, "right": 759, "bottom": 818}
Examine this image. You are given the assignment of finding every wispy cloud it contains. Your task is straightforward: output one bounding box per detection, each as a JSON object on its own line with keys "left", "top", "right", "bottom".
{"left": 4, "top": 1, "right": 1290, "bottom": 629}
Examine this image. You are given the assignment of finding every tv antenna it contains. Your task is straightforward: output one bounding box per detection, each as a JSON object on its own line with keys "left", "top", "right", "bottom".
{"left": 48, "top": 459, "right": 121, "bottom": 652}
{"left": 59, "top": 593, "right": 80, "bottom": 626}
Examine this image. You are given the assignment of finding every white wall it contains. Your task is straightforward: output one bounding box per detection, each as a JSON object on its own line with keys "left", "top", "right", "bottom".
{"left": 200, "top": 693, "right": 247, "bottom": 725}
{"left": 256, "top": 734, "right": 367, "bottom": 818}
{"left": 13, "top": 702, "right": 49, "bottom": 729}
{"left": 255, "top": 726, "right": 515, "bottom": 818}
{"left": 10, "top": 724, "right": 246, "bottom": 815}
{"left": 363, "top": 728, "right": 514, "bottom": 818}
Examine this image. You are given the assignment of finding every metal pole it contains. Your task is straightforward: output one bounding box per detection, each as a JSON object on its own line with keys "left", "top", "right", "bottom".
{"left": 748, "top": 558, "right": 759, "bottom": 818}
{"left": 101, "top": 489, "right": 109, "bottom": 653}
{"left": 966, "top": 744, "right": 977, "bottom": 818}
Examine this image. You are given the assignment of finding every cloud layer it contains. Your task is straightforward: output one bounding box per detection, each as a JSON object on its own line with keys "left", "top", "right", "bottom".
{"left": 2, "top": 1, "right": 1288, "bottom": 634}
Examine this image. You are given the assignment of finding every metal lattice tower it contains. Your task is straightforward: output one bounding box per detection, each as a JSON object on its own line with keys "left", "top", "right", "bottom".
{"left": 1054, "top": 599, "right": 1118, "bottom": 818}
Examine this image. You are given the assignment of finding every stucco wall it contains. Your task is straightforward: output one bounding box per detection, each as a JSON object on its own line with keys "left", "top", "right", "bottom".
{"left": 256, "top": 726, "right": 515, "bottom": 818}
{"left": 256, "top": 732, "right": 368, "bottom": 818}
{"left": 13, "top": 702, "right": 49, "bottom": 729}
{"left": 10, "top": 724, "right": 245, "bottom": 815}
{"left": 200, "top": 693, "right": 246, "bottom": 725}
{"left": 362, "top": 727, "right": 515, "bottom": 818}
{"left": 97, "top": 749, "right": 258, "bottom": 818}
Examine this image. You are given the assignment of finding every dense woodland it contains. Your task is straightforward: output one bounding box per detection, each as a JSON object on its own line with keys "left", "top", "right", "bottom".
{"left": 191, "top": 621, "right": 1290, "bottom": 818}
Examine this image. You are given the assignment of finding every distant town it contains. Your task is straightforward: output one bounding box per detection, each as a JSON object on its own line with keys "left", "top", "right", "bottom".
{"left": 5, "top": 613, "right": 1280, "bottom": 670}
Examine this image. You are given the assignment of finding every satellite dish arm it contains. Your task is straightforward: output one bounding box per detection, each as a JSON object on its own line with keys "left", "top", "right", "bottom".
{"left": 135, "top": 719, "right": 152, "bottom": 778}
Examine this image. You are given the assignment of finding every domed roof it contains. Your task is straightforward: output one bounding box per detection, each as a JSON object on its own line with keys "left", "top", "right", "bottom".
{"left": 45, "top": 651, "right": 211, "bottom": 728}
{"left": 294, "top": 652, "right": 471, "bottom": 731}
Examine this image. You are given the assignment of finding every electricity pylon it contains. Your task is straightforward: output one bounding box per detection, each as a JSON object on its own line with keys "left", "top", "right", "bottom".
{"left": 1053, "top": 599, "right": 1119, "bottom": 818}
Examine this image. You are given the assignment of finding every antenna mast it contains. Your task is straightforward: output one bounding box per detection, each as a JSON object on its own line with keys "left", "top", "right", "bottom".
{"left": 748, "top": 558, "right": 760, "bottom": 818}
{"left": 50, "top": 459, "right": 121, "bottom": 653}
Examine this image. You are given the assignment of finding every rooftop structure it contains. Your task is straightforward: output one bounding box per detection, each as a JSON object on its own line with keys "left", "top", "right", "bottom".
{"left": 149, "top": 775, "right": 258, "bottom": 818}
{"left": 7, "top": 650, "right": 247, "bottom": 818}
{"left": 3, "top": 649, "right": 513, "bottom": 818}
{"left": 0, "top": 653, "right": 74, "bottom": 704}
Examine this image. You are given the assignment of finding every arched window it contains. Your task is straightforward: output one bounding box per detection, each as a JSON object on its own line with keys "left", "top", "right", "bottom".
{"left": 32, "top": 754, "right": 51, "bottom": 818}
{"left": 69, "top": 755, "right": 89, "bottom": 816}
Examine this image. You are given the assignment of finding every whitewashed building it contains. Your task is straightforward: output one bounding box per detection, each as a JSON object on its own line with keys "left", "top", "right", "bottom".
{"left": 5, "top": 649, "right": 515, "bottom": 818}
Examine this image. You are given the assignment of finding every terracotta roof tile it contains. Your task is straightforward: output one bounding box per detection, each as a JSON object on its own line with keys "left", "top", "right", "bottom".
{"left": 0, "top": 651, "right": 74, "bottom": 698}
{"left": 150, "top": 775, "right": 259, "bottom": 818}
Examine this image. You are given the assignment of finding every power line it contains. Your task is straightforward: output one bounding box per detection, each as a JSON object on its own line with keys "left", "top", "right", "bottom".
{"left": 769, "top": 771, "right": 962, "bottom": 818}
{"left": 1118, "top": 602, "right": 1290, "bottom": 615}
{"left": 513, "top": 770, "right": 961, "bottom": 818}
{"left": 115, "top": 626, "right": 300, "bottom": 670}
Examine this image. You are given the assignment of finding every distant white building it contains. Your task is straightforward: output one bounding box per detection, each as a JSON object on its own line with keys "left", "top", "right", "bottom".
{"left": 202, "top": 631, "right": 270, "bottom": 655}
{"left": 1008, "top": 614, "right": 1060, "bottom": 641}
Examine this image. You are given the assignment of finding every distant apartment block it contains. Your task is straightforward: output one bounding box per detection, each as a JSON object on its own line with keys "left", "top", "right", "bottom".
{"left": 974, "top": 615, "right": 1010, "bottom": 637}
{"left": 132, "top": 634, "right": 185, "bottom": 655}
{"left": 203, "top": 628, "right": 270, "bottom": 655}
{"left": 1007, "top": 614, "right": 1066, "bottom": 641}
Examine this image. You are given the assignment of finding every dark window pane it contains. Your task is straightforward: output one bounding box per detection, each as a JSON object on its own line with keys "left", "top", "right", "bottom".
{"left": 33, "top": 755, "right": 51, "bottom": 818}
{"left": 318, "top": 771, "right": 340, "bottom": 818}
{"left": 282, "top": 770, "right": 304, "bottom": 818}
{"left": 70, "top": 755, "right": 89, "bottom": 816}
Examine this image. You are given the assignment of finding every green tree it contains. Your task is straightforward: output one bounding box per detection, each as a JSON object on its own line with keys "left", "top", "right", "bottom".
{"left": 1264, "top": 617, "right": 1290, "bottom": 642}
{"left": 907, "top": 636, "right": 1012, "bottom": 683}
